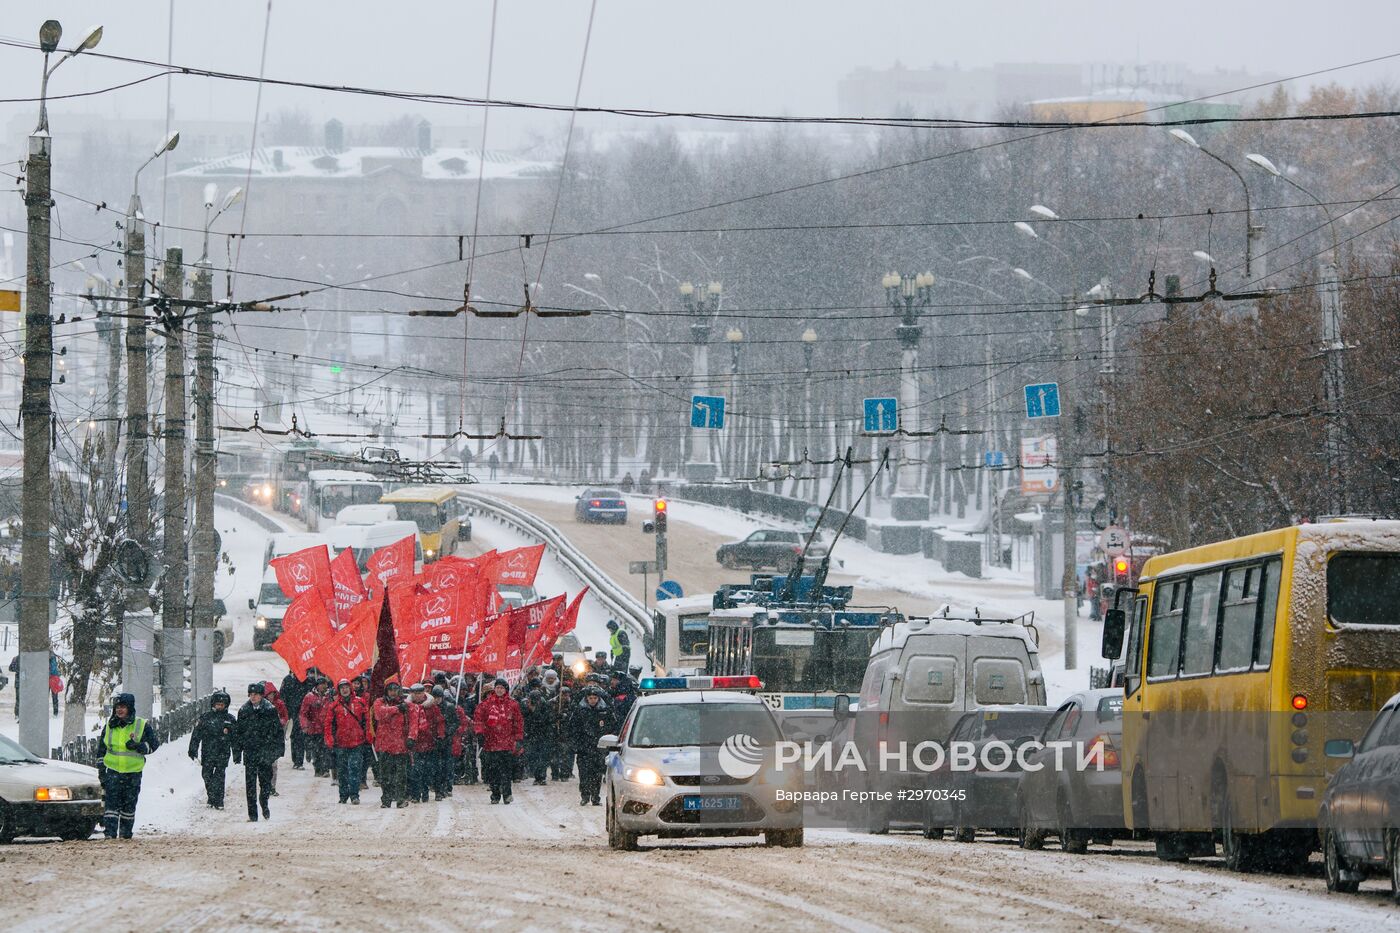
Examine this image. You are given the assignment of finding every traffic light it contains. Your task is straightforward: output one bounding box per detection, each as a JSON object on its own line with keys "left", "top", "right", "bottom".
{"left": 1113, "top": 557, "right": 1130, "bottom": 581}
{"left": 653, "top": 497, "right": 668, "bottom": 533}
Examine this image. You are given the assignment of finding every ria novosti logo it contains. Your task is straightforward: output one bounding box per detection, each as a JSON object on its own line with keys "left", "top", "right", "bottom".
{"left": 718, "top": 733, "right": 765, "bottom": 779}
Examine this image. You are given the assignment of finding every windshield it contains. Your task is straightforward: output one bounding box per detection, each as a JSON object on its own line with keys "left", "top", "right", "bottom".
{"left": 257, "top": 583, "right": 290, "bottom": 606}
{"left": 982, "top": 712, "right": 1053, "bottom": 741}
{"left": 319, "top": 482, "right": 382, "bottom": 518}
{"left": 629, "top": 702, "right": 782, "bottom": 748}
{"left": 751, "top": 627, "right": 879, "bottom": 694}
{"left": 394, "top": 501, "right": 445, "bottom": 533}
{"left": 1328, "top": 553, "right": 1400, "bottom": 626}
{"left": 584, "top": 489, "right": 623, "bottom": 499}
{"left": 0, "top": 733, "right": 40, "bottom": 764}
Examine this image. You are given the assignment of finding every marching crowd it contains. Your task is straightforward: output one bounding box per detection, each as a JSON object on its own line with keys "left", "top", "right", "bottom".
{"left": 184, "top": 650, "right": 642, "bottom": 822}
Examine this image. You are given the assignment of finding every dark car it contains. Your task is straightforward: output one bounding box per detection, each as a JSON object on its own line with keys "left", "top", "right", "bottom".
{"left": 716, "top": 530, "right": 829, "bottom": 572}
{"left": 1016, "top": 689, "right": 1126, "bottom": 853}
{"left": 943, "top": 705, "right": 1054, "bottom": 842}
{"left": 1319, "top": 692, "right": 1400, "bottom": 898}
{"left": 574, "top": 488, "right": 627, "bottom": 524}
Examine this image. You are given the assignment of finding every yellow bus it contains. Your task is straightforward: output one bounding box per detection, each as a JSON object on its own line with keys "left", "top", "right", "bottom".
{"left": 379, "top": 486, "right": 461, "bottom": 562}
{"left": 1101, "top": 520, "right": 1400, "bottom": 871}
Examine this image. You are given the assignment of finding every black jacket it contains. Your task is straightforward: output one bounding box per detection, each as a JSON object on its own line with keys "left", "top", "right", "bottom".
{"left": 570, "top": 698, "right": 615, "bottom": 755}
{"left": 523, "top": 700, "right": 555, "bottom": 744}
{"left": 234, "top": 699, "right": 286, "bottom": 763}
{"left": 280, "top": 673, "right": 310, "bottom": 720}
{"left": 189, "top": 709, "right": 238, "bottom": 764}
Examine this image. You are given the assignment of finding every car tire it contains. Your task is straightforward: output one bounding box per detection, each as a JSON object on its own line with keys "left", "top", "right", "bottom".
{"left": 58, "top": 821, "right": 96, "bottom": 842}
{"left": 765, "top": 828, "right": 803, "bottom": 847}
{"left": 1057, "top": 794, "right": 1087, "bottom": 854}
{"left": 1324, "top": 827, "right": 1360, "bottom": 893}
{"left": 606, "top": 799, "right": 638, "bottom": 851}
{"left": 1389, "top": 829, "right": 1400, "bottom": 904}
{"left": 1017, "top": 799, "right": 1044, "bottom": 850}
{"left": 0, "top": 802, "right": 15, "bottom": 844}
{"left": 720, "top": 552, "right": 739, "bottom": 569}
{"left": 864, "top": 797, "right": 889, "bottom": 835}
{"left": 213, "top": 631, "right": 226, "bottom": 663}
{"left": 921, "top": 800, "right": 944, "bottom": 840}
{"left": 1215, "top": 775, "right": 1260, "bottom": 873}
{"left": 951, "top": 804, "right": 975, "bottom": 842}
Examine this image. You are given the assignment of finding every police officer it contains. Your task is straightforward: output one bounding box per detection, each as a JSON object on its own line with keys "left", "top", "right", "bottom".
{"left": 188, "top": 690, "right": 237, "bottom": 809}
{"left": 606, "top": 619, "right": 631, "bottom": 670}
{"left": 571, "top": 687, "right": 614, "bottom": 806}
{"left": 234, "top": 682, "right": 285, "bottom": 822}
{"left": 96, "top": 692, "right": 161, "bottom": 838}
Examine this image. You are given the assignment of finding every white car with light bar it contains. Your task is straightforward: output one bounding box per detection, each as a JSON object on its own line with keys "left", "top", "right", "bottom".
{"left": 601, "top": 678, "right": 804, "bottom": 851}
{"left": 0, "top": 733, "right": 104, "bottom": 842}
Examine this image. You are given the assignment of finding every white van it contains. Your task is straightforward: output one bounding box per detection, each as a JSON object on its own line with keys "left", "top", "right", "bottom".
{"left": 250, "top": 566, "right": 292, "bottom": 650}
{"left": 336, "top": 503, "right": 398, "bottom": 526}
{"left": 327, "top": 521, "right": 424, "bottom": 576}
{"left": 262, "top": 531, "right": 333, "bottom": 571}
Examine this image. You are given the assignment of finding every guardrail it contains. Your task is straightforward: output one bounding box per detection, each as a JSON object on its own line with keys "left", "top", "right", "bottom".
{"left": 51, "top": 692, "right": 214, "bottom": 766}
{"left": 214, "top": 492, "right": 292, "bottom": 534}
{"left": 456, "top": 490, "right": 652, "bottom": 647}
{"left": 675, "top": 483, "right": 866, "bottom": 540}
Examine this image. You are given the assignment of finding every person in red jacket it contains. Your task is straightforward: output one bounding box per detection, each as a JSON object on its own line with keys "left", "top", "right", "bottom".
{"left": 299, "top": 678, "right": 331, "bottom": 777}
{"left": 324, "top": 679, "right": 369, "bottom": 805}
{"left": 263, "top": 681, "right": 290, "bottom": 796}
{"left": 408, "top": 684, "right": 443, "bottom": 803}
{"left": 372, "top": 682, "right": 416, "bottom": 808}
{"left": 474, "top": 677, "right": 524, "bottom": 805}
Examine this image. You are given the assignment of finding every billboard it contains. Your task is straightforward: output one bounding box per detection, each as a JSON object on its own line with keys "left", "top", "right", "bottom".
{"left": 1020, "top": 435, "right": 1059, "bottom": 496}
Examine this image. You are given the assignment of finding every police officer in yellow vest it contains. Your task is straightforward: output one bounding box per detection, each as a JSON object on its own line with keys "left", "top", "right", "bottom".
{"left": 97, "top": 692, "right": 162, "bottom": 839}
{"left": 605, "top": 619, "right": 630, "bottom": 670}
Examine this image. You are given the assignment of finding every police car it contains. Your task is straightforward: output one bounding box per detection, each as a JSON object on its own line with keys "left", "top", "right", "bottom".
{"left": 601, "top": 675, "right": 804, "bottom": 851}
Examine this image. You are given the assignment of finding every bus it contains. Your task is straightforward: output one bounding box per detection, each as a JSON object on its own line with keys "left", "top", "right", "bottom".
{"left": 301, "top": 470, "right": 385, "bottom": 532}
{"left": 379, "top": 486, "right": 461, "bottom": 562}
{"left": 1103, "top": 519, "right": 1400, "bottom": 870}
{"left": 649, "top": 594, "right": 714, "bottom": 675}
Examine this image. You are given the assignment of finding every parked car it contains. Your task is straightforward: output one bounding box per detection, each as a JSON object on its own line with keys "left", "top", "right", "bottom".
{"left": 1016, "top": 689, "right": 1126, "bottom": 853}
{"left": 497, "top": 583, "right": 540, "bottom": 610}
{"left": 574, "top": 488, "right": 628, "bottom": 524}
{"left": 1319, "top": 691, "right": 1400, "bottom": 898}
{"left": 943, "top": 705, "right": 1054, "bottom": 842}
{"left": 0, "top": 733, "right": 103, "bottom": 842}
{"left": 716, "top": 529, "right": 828, "bottom": 572}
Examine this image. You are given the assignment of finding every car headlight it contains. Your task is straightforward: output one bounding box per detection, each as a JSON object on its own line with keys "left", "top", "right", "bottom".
{"left": 425, "top": 548, "right": 436, "bottom": 559}
{"left": 625, "top": 767, "right": 662, "bottom": 786}
{"left": 35, "top": 786, "right": 72, "bottom": 801}
{"left": 255, "top": 616, "right": 268, "bottom": 629}
{"left": 572, "top": 660, "right": 588, "bottom": 676}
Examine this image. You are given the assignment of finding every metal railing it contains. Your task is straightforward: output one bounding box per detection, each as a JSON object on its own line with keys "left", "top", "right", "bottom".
{"left": 675, "top": 483, "right": 867, "bottom": 540}
{"left": 456, "top": 490, "right": 651, "bottom": 646}
{"left": 214, "top": 492, "right": 293, "bottom": 534}
{"left": 51, "top": 692, "right": 214, "bottom": 766}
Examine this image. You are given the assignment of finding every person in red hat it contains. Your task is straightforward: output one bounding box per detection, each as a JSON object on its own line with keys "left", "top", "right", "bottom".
{"left": 372, "top": 682, "right": 416, "bottom": 808}
{"left": 474, "top": 678, "right": 524, "bottom": 805}
{"left": 324, "top": 678, "right": 369, "bottom": 805}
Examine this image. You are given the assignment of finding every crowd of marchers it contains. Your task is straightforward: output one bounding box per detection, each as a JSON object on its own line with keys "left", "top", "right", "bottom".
{"left": 179, "top": 653, "right": 642, "bottom": 823}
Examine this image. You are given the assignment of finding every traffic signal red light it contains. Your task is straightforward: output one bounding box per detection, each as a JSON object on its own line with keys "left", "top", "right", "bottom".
{"left": 1113, "top": 558, "right": 1129, "bottom": 576}
{"left": 654, "top": 498, "right": 668, "bottom": 532}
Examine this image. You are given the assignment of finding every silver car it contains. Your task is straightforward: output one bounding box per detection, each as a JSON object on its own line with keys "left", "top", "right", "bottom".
{"left": 601, "top": 688, "right": 804, "bottom": 850}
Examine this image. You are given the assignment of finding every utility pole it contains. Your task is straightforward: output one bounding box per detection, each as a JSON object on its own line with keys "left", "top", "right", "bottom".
{"left": 17, "top": 125, "right": 54, "bottom": 755}
{"left": 98, "top": 288, "right": 122, "bottom": 474}
{"left": 679, "top": 281, "right": 719, "bottom": 483}
{"left": 190, "top": 257, "right": 217, "bottom": 699}
{"left": 1060, "top": 298, "right": 1081, "bottom": 671}
{"left": 1320, "top": 260, "right": 1347, "bottom": 515}
{"left": 159, "top": 248, "right": 187, "bottom": 710}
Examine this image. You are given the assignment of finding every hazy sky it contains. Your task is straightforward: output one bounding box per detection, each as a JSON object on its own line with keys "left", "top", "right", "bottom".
{"left": 2, "top": 0, "right": 1398, "bottom": 144}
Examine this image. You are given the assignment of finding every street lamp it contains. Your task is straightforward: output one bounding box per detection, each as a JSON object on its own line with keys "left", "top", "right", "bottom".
{"left": 679, "top": 280, "right": 722, "bottom": 482}
{"left": 200, "top": 184, "right": 243, "bottom": 263}
{"left": 132, "top": 131, "right": 181, "bottom": 217}
{"left": 1168, "top": 128, "right": 1259, "bottom": 279}
{"left": 881, "top": 271, "right": 934, "bottom": 521}
{"left": 801, "top": 327, "right": 818, "bottom": 499}
{"left": 18, "top": 18, "right": 102, "bottom": 753}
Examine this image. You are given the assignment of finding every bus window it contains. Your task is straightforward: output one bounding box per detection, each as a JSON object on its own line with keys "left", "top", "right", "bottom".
{"left": 1125, "top": 594, "right": 1147, "bottom": 696}
{"left": 1253, "top": 558, "right": 1281, "bottom": 669}
{"left": 1217, "top": 565, "right": 1259, "bottom": 673}
{"left": 1181, "top": 571, "right": 1222, "bottom": 676}
{"left": 1327, "top": 553, "right": 1400, "bottom": 627}
{"left": 679, "top": 615, "right": 709, "bottom": 655}
{"left": 1147, "top": 579, "right": 1185, "bottom": 679}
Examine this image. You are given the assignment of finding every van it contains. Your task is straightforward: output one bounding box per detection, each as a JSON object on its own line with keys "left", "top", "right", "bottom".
{"left": 837, "top": 615, "right": 1046, "bottom": 832}
{"left": 378, "top": 486, "right": 460, "bottom": 562}
{"left": 250, "top": 566, "right": 292, "bottom": 649}
{"left": 336, "top": 503, "right": 398, "bottom": 526}
{"left": 327, "top": 520, "right": 424, "bottom": 576}
{"left": 262, "top": 532, "right": 333, "bottom": 571}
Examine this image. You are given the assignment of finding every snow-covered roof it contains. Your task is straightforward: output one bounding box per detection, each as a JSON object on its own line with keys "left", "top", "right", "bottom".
{"left": 872, "top": 617, "right": 1039, "bottom": 656}
{"left": 174, "top": 146, "right": 558, "bottom": 181}
{"left": 307, "top": 469, "right": 381, "bottom": 483}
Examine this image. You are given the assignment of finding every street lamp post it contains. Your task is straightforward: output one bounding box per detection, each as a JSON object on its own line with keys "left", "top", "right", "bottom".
{"left": 1168, "top": 129, "right": 1262, "bottom": 282}
{"left": 881, "top": 271, "right": 933, "bottom": 521}
{"left": 18, "top": 20, "right": 102, "bottom": 755}
{"left": 679, "top": 281, "right": 721, "bottom": 482}
{"left": 1247, "top": 152, "right": 1348, "bottom": 514}
{"left": 726, "top": 327, "right": 743, "bottom": 479}
{"left": 801, "top": 327, "right": 818, "bottom": 501}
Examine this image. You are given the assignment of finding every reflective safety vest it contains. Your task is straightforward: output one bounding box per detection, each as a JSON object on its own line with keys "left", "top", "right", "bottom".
{"left": 609, "top": 629, "right": 625, "bottom": 658}
{"left": 102, "top": 718, "right": 148, "bottom": 774}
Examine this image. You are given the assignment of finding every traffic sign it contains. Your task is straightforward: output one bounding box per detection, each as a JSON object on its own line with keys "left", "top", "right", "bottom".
{"left": 691, "top": 395, "right": 725, "bottom": 429}
{"left": 629, "top": 560, "right": 660, "bottom": 575}
{"left": 1024, "top": 382, "right": 1061, "bottom": 419}
{"left": 983, "top": 450, "right": 1006, "bottom": 468}
{"left": 656, "top": 580, "right": 684, "bottom": 601}
{"left": 863, "top": 397, "right": 898, "bottom": 434}
{"left": 1100, "top": 525, "right": 1128, "bottom": 556}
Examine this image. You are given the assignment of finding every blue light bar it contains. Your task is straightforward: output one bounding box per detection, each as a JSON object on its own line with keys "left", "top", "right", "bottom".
{"left": 640, "top": 677, "right": 688, "bottom": 690}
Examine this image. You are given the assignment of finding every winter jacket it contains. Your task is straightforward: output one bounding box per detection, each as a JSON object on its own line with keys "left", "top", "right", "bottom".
{"left": 372, "top": 697, "right": 417, "bottom": 755}
{"left": 234, "top": 698, "right": 286, "bottom": 763}
{"left": 523, "top": 699, "right": 556, "bottom": 746}
{"left": 450, "top": 705, "right": 471, "bottom": 756}
{"left": 473, "top": 692, "right": 525, "bottom": 753}
{"left": 189, "top": 709, "right": 237, "bottom": 764}
{"left": 280, "top": 673, "right": 310, "bottom": 720}
{"left": 323, "top": 695, "right": 369, "bottom": 749}
{"left": 410, "top": 698, "right": 444, "bottom": 754}
{"left": 299, "top": 691, "right": 329, "bottom": 737}
{"left": 440, "top": 699, "right": 460, "bottom": 746}
{"left": 570, "top": 698, "right": 615, "bottom": 755}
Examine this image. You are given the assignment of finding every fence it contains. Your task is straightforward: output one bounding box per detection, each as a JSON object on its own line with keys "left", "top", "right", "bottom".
{"left": 675, "top": 483, "right": 867, "bottom": 540}
{"left": 214, "top": 492, "right": 291, "bottom": 534}
{"left": 50, "top": 692, "right": 214, "bottom": 766}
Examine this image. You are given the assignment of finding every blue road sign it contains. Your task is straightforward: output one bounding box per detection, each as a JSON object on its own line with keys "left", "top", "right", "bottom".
{"left": 1024, "top": 383, "right": 1061, "bottom": 419}
{"left": 690, "top": 394, "right": 725, "bottom": 429}
{"left": 863, "top": 397, "right": 898, "bottom": 433}
{"left": 656, "top": 580, "right": 684, "bottom": 601}
{"left": 984, "top": 450, "right": 1006, "bottom": 468}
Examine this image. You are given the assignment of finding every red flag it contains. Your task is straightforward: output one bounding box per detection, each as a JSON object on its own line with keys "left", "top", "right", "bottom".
{"left": 270, "top": 545, "right": 334, "bottom": 604}
{"left": 366, "top": 534, "right": 416, "bottom": 594}
{"left": 522, "top": 595, "right": 567, "bottom": 658}
{"left": 312, "top": 598, "right": 378, "bottom": 684}
{"left": 490, "top": 544, "right": 545, "bottom": 587}
{"left": 387, "top": 580, "right": 423, "bottom": 646}
{"left": 398, "top": 636, "right": 432, "bottom": 687}
{"left": 330, "top": 547, "right": 367, "bottom": 629}
{"left": 368, "top": 590, "right": 398, "bottom": 698}
{"left": 271, "top": 591, "right": 335, "bottom": 680}
{"left": 422, "top": 550, "right": 498, "bottom": 592}
{"left": 474, "top": 617, "right": 510, "bottom": 674}
{"left": 558, "top": 587, "right": 588, "bottom": 635}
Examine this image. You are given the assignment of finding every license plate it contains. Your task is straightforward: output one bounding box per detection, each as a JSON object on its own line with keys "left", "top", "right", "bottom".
{"left": 682, "top": 795, "right": 742, "bottom": 811}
